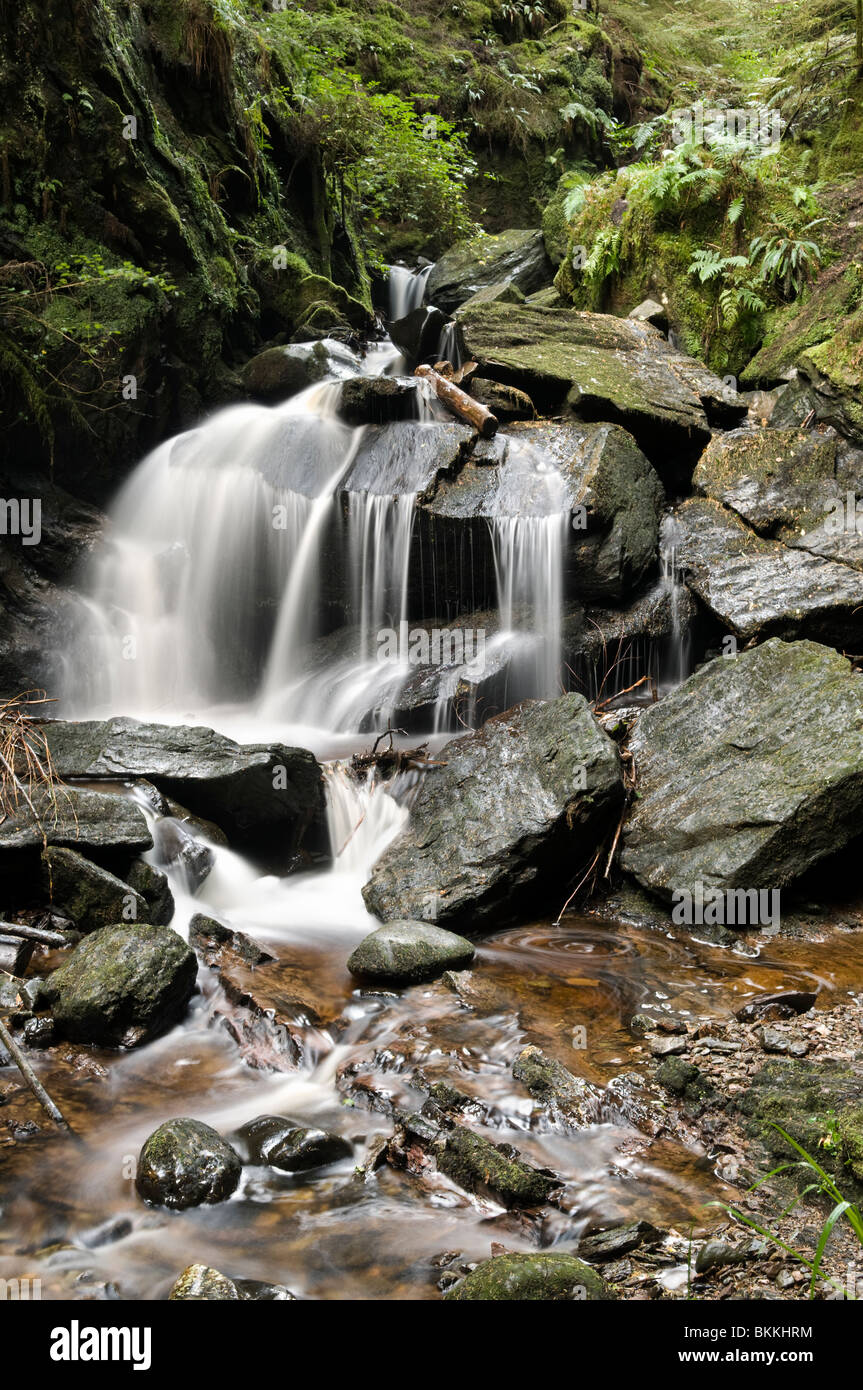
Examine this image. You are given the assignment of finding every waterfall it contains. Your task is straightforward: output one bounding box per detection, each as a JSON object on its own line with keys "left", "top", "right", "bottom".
{"left": 437, "top": 321, "right": 462, "bottom": 369}
{"left": 487, "top": 435, "right": 569, "bottom": 703}
{"left": 659, "top": 514, "right": 691, "bottom": 690}
{"left": 388, "top": 263, "right": 432, "bottom": 320}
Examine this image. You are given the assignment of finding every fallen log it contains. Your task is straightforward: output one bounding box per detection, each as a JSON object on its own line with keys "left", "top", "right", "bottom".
{"left": 414, "top": 364, "right": 498, "bottom": 438}
{"left": 0, "top": 920, "right": 69, "bottom": 949}
{"left": 0, "top": 1016, "right": 71, "bottom": 1131}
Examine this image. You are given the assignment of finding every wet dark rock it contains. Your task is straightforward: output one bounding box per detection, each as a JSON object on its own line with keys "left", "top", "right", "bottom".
{"left": 695, "top": 1239, "right": 767, "bottom": 1275}
{"left": 435, "top": 1126, "right": 560, "bottom": 1207}
{"left": 45, "top": 923, "right": 197, "bottom": 1047}
{"left": 169, "top": 1263, "right": 296, "bottom": 1299}
{"left": 656, "top": 1057, "right": 715, "bottom": 1104}
{"left": 136, "top": 1119, "right": 242, "bottom": 1210}
{"left": 40, "top": 847, "right": 147, "bottom": 934}
{"left": 125, "top": 860, "right": 174, "bottom": 927}
{"left": 347, "top": 921, "right": 475, "bottom": 985}
{"left": 444, "top": 1251, "right": 609, "bottom": 1301}
{"left": 152, "top": 818, "right": 214, "bottom": 893}
{"left": 511, "top": 1045, "right": 603, "bottom": 1126}
{"left": 423, "top": 419, "right": 664, "bottom": 604}
{"left": 388, "top": 304, "right": 449, "bottom": 361}
{"left": 427, "top": 229, "right": 552, "bottom": 314}
{"left": 0, "top": 473, "right": 103, "bottom": 698}
{"left": 673, "top": 498, "right": 862, "bottom": 646}
{"left": 338, "top": 375, "right": 422, "bottom": 425}
{"left": 621, "top": 640, "right": 863, "bottom": 901}
{"left": 578, "top": 1221, "right": 662, "bottom": 1261}
{"left": 455, "top": 303, "right": 744, "bottom": 481}
{"left": 241, "top": 339, "right": 361, "bottom": 400}
{"left": 22, "top": 1015, "right": 54, "bottom": 1048}
{"left": 189, "top": 913, "right": 275, "bottom": 969}
{"left": 363, "top": 694, "right": 623, "bottom": 930}
{"left": 693, "top": 426, "right": 842, "bottom": 540}
{"left": 234, "top": 1114, "right": 352, "bottom": 1172}
{"left": 735, "top": 991, "right": 818, "bottom": 1022}
{"left": 649, "top": 1035, "right": 688, "bottom": 1057}
{"left": 469, "top": 378, "right": 536, "bottom": 421}
{"left": 341, "top": 419, "right": 473, "bottom": 497}
{"left": 42, "top": 718, "right": 325, "bottom": 857}
{"left": 0, "top": 786, "right": 152, "bottom": 859}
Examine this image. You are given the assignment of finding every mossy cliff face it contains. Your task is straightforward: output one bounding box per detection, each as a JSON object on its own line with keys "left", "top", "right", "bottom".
{"left": 0, "top": 0, "right": 370, "bottom": 495}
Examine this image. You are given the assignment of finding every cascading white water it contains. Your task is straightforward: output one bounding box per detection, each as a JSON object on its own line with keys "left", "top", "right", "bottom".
{"left": 388, "top": 263, "right": 432, "bottom": 320}
{"left": 659, "top": 513, "right": 691, "bottom": 690}
{"left": 488, "top": 436, "right": 569, "bottom": 702}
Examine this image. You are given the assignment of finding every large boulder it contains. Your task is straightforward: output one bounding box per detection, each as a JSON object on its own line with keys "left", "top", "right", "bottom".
{"left": 41, "top": 846, "right": 147, "bottom": 933}
{"left": 0, "top": 786, "right": 152, "bottom": 860}
{"left": 388, "top": 304, "right": 449, "bottom": 362}
{"left": 347, "top": 921, "right": 475, "bottom": 984}
{"left": 45, "top": 922, "right": 197, "bottom": 1046}
{"left": 338, "top": 376, "right": 423, "bottom": 425}
{"left": 136, "top": 1118, "right": 242, "bottom": 1210}
{"left": 240, "top": 339, "right": 361, "bottom": 401}
{"left": 445, "top": 1251, "right": 609, "bottom": 1301}
{"left": 426, "top": 229, "right": 552, "bottom": 314}
{"left": 673, "top": 498, "right": 862, "bottom": 647}
{"left": 362, "top": 693, "right": 623, "bottom": 929}
{"left": 621, "top": 639, "right": 863, "bottom": 901}
{"left": 422, "top": 420, "right": 664, "bottom": 604}
{"left": 455, "top": 303, "right": 745, "bottom": 481}
{"left": 341, "top": 420, "right": 474, "bottom": 497}
{"left": 694, "top": 424, "right": 863, "bottom": 566}
{"left": 41, "top": 719, "right": 325, "bottom": 855}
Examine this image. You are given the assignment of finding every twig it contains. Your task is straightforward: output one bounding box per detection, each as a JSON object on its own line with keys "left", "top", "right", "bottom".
{"left": 0, "top": 1016, "right": 71, "bottom": 1131}
{"left": 0, "top": 921, "right": 69, "bottom": 948}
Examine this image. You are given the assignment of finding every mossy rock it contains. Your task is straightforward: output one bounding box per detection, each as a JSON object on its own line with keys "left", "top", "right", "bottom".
{"left": 347, "top": 921, "right": 475, "bottom": 985}
{"left": 137, "top": 1118, "right": 242, "bottom": 1211}
{"left": 41, "top": 846, "right": 146, "bottom": 934}
{"left": 46, "top": 922, "right": 197, "bottom": 1047}
{"left": 445, "top": 1251, "right": 609, "bottom": 1300}
{"left": 839, "top": 1105, "right": 863, "bottom": 1184}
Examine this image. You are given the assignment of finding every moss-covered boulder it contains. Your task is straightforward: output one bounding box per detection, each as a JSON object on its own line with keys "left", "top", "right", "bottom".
{"left": 347, "top": 921, "right": 475, "bottom": 985}
{"left": 241, "top": 340, "right": 362, "bottom": 402}
{"left": 445, "top": 1251, "right": 609, "bottom": 1300}
{"left": 621, "top": 639, "right": 863, "bottom": 901}
{"left": 455, "top": 302, "right": 744, "bottom": 480}
{"left": 437, "top": 1127, "right": 559, "bottom": 1206}
{"left": 839, "top": 1105, "right": 863, "bottom": 1183}
{"left": 426, "top": 229, "right": 552, "bottom": 313}
{"left": 42, "top": 718, "right": 325, "bottom": 855}
{"left": 512, "top": 1044, "right": 602, "bottom": 1126}
{"left": 41, "top": 847, "right": 146, "bottom": 934}
{"left": 672, "top": 498, "right": 863, "bottom": 646}
{"left": 46, "top": 923, "right": 197, "bottom": 1047}
{"left": 136, "top": 1118, "right": 241, "bottom": 1210}
{"left": 362, "top": 694, "right": 622, "bottom": 929}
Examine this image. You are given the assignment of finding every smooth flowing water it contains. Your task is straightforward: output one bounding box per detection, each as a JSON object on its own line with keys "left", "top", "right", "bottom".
{"left": 2, "top": 265, "right": 771, "bottom": 1301}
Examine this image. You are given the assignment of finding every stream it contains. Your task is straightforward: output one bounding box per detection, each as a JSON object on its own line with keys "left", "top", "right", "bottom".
{"left": 1, "top": 267, "right": 858, "bottom": 1303}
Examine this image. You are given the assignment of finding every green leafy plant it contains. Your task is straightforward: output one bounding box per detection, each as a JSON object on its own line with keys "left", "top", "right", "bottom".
{"left": 716, "top": 1123, "right": 863, "bottom": 1299}
{"left": 750, "top": 223, "right": 824, "bottom": 297}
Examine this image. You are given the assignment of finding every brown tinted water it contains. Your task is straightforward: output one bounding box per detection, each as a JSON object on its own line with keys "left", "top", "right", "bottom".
{"left": 2, "top": 908, "right": 861, "bottom": 1301}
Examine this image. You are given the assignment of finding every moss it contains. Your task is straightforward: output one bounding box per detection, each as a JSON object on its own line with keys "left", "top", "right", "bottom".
{"left": 436, "top": 1127, "right": 559, "bottom": 1206}
{"left": 445, "top": 1251, "right": 609, "bottom": 1301}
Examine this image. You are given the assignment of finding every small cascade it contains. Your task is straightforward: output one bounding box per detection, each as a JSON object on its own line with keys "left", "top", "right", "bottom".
{"left": 437, "top": 321, "right": 462, "bottom": 370}
{"left": 659, "top": 513, "right": 692, "bottom": 690}
{"left": 488, "top": 435, "right": 569, "bottom": 703}
{"left": 387, "top": 263, "right": 432, "bottom": 320}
